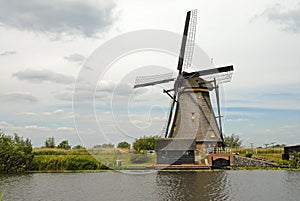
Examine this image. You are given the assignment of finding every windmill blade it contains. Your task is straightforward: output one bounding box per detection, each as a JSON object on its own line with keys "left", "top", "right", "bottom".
{"left": 177, "top": 10, "right": 197, "bottom": 74}
{"left": 183, "top": 65, "right": 234, "bottom": 84}
{"left": 182, "top": 9, "right": 197, "bottom": 71}
{"left": 134, "top": 72, "right": 175, "bottom": 88}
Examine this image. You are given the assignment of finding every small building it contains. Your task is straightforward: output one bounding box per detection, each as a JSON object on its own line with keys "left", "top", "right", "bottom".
{"left": 282, "top": 145, "right": 300, "bottom": 160}
{"left": 155, "top": 138, "right": 196, "bottom": 165}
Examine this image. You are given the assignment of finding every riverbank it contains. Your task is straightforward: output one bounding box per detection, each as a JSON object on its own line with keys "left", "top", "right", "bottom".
{"left": 27, "top": 148, "right": 300, "bottom": 172}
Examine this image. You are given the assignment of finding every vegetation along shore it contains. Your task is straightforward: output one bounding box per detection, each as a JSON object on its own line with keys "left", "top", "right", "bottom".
{"left": 0, "top": 131, "right": 299, "bottom": 173}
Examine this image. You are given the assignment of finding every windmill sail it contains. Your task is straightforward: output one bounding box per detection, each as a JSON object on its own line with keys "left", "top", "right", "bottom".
{"left": 182, "top": 9, "right": 197, "bottom": 71}
{"left": 131, "top": 10, "right": 235, "bottom": 165}
{"left": 133, "top": 72, "right": 175, "bottom": 88}
{"left": 177, "top": 10, "right": 197, "bottom": 74}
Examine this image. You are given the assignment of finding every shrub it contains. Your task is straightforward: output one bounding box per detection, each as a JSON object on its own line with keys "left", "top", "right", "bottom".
{"left": 245, "top": 152, "right": 253, "bottom": 158}
{"left": 57, "top": 140, "right": 71, "bottom": 150}
{"left": 133, "top": 136, "right": 156, "bottom": 152}
{"left": 289, "top": 152, "right": 300, "bottom": 168}
{"left": 0, "top": 132, "right": 33, "bottom": 173}
{"left": 117, "top": 141, "right": 130, "bottom": 149}
{"left": 31, "top": 155, "right": 108, "bottom": 170}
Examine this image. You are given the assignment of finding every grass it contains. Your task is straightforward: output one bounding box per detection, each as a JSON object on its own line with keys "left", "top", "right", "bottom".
{"left": 0, "top": 188, "right": 5, "bottom": 201}
{"left": 31, "top": 148, "right": 156, "bottom": 172}
{"left": 230, "top": 147, "right": 291, "bottom": 166}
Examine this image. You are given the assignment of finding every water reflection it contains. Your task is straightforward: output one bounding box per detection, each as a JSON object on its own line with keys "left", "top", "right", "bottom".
{"left": 156, "top": 171, "right": 229, "bottom": 201}
{"left": 1, "top": 171, "right": 300, "bottom": 201}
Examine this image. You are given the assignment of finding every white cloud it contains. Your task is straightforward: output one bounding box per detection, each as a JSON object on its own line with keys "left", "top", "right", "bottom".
{"left": 260, "top": 3, "right": 300, "bottom": 33}
{"left": 13, "top": 69, "right": 75, "bottom": 84}
{"left": 43, "top": 109, "right": 64, "bottom": 116}
{"left": 0, "top": 121, "right": 12, "bottom": 128}
{"left": 64, "top": 53, "right": 85, "bottom": 63}
{"left": 57, "top": 127, "right": 75, "bottom": 132}
{"left": 226, "top": 118, "right": 249, "bottom": 122}
{"left": 16, "top": 112, "right": 38, "bottom": 117}
{"left": 0, "top": 50, "right": 16, "bottom": 56}
{"left": 1, "top": 92, "right": 38, "bottom": 102}
{"left": 24, "top": 125, "right": 49, "bottom": 131}
{"left": 0, "top": 0, "right": 117, "bottom": 37}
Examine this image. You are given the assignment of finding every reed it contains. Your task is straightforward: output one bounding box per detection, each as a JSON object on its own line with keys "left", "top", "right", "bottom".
{"left": 0, "top": 188, "right": 6, "bottom": 201}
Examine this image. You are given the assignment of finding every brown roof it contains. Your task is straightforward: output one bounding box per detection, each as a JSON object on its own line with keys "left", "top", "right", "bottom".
{"left": 155, "top": 138, "right": 196, "bottom": 151}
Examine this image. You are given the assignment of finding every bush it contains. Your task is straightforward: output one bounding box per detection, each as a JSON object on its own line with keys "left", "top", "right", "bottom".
{"left": 133, "top": 136, "right": 156, "bottom": 152}
{"left": 57, "top": 140, "right": 71, "bottom": 150}
{"left": 289, "top": 152, "right": 300, "bottom": 168}
{"left": 130, "top": 154, "right": 150, "bottom": 164}
{"left": 0, "top": 132, "right": 33, "bottom": 173}
{"left": 32, "top": 155, "right": 108, "bottom": 171}
{"left": 245, "top": 152, "right": 253, "bottom": 158}
{"left": 117, "top": 141, "right": 130, "bottom": 149}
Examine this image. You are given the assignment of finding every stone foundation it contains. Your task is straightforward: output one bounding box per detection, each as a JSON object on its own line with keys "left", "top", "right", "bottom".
{"left": 233, "top": 155, "right": 279, "bottom": 167}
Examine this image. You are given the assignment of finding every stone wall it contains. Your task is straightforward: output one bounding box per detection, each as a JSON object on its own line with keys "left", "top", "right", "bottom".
{"left": 233, "top": 155, "right": 279, "bottom": 167}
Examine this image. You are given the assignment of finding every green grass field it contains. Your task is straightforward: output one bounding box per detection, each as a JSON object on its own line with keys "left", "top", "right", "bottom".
{"left": 32, "top": 148, "right": 156, "bottom": 171}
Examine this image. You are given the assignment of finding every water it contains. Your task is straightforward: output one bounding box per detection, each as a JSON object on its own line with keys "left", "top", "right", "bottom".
{"left": 1, "top": 170, "right": 300, "bottom": 201}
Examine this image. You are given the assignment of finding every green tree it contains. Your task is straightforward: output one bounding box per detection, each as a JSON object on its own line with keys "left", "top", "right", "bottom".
{"left": 0, "top": 132, "right": 33, "bottom": 173}
{"left": 224, "top": 133, "right": 242, "bottom": 148}
{"left": 133, "top": 136, "right": 156, "bottom": 152}
{"left": 45, "top": 136, "right": 55, "bottom": 148}
{"left": 57, "top": 140, "right": 71, "bottom": 150}
{"left": 73, "top": 144, "right": 84, "bottom": 149}
{"left": 117, "top": 141, "right": 130, "bottom": 149}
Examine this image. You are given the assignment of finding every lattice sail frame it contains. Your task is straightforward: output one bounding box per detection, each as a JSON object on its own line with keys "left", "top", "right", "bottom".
{"left": 134, "top": 72, "right": 175, "bottom": 88}
{"left": 201, "top": 70, "right": 233, "bottom": 85}
{"left": 182, "top": 9, "right": 197, "bottom": 71}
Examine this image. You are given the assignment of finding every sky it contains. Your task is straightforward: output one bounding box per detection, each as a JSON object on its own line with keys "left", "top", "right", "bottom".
{"left": 0, "top": 0, "right": 299, "bottom": 148}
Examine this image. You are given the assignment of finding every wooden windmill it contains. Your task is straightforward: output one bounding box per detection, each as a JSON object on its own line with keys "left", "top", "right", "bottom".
{"left": 134, "top": 10, "right": 234, "bottom": 165}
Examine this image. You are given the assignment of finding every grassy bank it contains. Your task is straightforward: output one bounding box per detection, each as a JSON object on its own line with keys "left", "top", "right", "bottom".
{"left": 29, "top": 147, "right": 298, "bottom": 172}
{"left": 31, "top": 148, "right": 155, "bottom": 172}
{"left": 233, "top": 147, "right": 289, "bottom": 166}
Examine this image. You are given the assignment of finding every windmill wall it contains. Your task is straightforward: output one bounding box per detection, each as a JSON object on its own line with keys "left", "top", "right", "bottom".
{"left": 170, "top": 77, "right": 222, "bottom": 152}
{"left": 155, "top": 77, "right": 223, "bottom": 164}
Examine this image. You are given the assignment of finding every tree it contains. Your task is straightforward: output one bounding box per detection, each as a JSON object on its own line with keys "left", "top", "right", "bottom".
{"left": 133, "top": 136, "right": 156, "bottom": 152}
{"left": 45, "top": 136, "right": 55, "bottom": 148}
{"left": 117, "top": 141, "right": 130, "bottom": 149}
{"left": 0, "top": 132, "right": 33, "bottom": 173}
{"left": 73, "top": 144, "right": 84, "bottom": 149}
{"left": 57, "top": 140, "right": 71, "bottom": 149}
{"left": 224, "top": 133, "right": 242, "bottom": 148}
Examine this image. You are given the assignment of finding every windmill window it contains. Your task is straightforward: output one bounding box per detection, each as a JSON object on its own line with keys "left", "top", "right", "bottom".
{"left": 191, "top": 112, "right": 195, "bottom": 121}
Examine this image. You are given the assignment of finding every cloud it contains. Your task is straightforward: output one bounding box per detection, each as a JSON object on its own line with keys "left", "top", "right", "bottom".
{"left": 64, "top": 54, "right": 85, "bottom": 63}
{"left": 42, "top": 109, "right": 64, "bottom": 116}
{"left": 1, "top": 92, "right": 38, "bottom": 102}
{"left": 0, "top": 51, "right": 16, "bottom": 56}
{"left": 0, "top": 121, "right": 12, "bottom": 128}
{"left": 16, "top": 112, "right": 38, "bottom": 117}
{"left": 54, "top": 91, "right": 72, "bottom": 101}
{"left": 0, "top": 0, "right": 117, "bottom": 37}
{"left": 24, "top": 125, "right": 49, "bottom": 131}
{"left": 226, "top": 118, "right": 249, "bottom": 122}
{"left": 57, "top": 127, "right": 75, "bottom": 132}
{"left": 13, "top": 69, "right": 75, "bottom": 84}
{"left": 260, "top": 3, "right": 300, "bottom": 33}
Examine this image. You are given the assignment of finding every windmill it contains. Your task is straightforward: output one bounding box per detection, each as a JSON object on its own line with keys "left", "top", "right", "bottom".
{"left": 133, "top": 10, "right": 234, "bottom": 165}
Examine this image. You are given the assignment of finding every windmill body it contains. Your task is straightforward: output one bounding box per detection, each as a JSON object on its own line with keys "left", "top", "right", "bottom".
{"left": 134, "top": 10, "right": 234, "bottom": 165}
